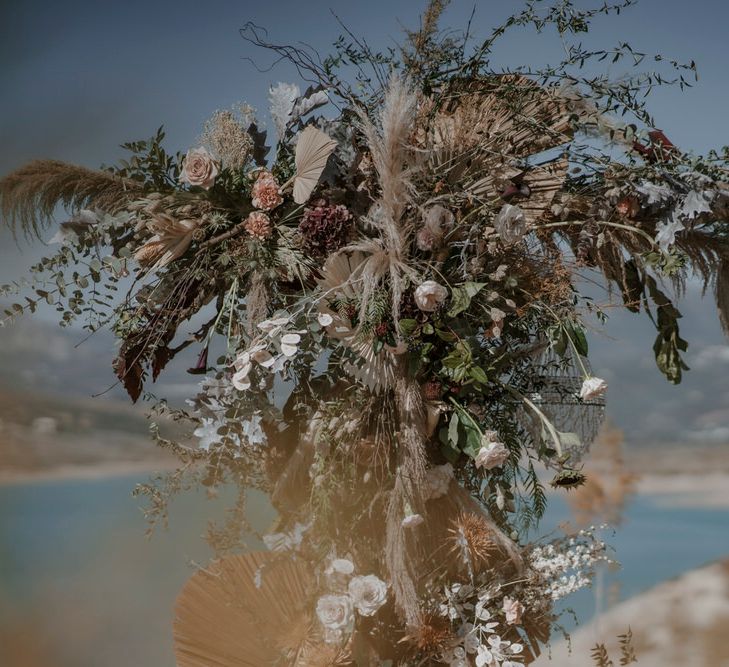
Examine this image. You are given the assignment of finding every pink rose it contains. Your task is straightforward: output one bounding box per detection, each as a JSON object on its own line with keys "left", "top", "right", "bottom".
{"left": 180, "top": 147, "right": 219, "bottom": 190}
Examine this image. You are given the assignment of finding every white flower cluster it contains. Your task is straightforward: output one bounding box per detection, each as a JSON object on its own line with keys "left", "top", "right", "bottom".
{"left": 635, "top": 179, "right": 716, "bottom": 252}
{"left": 188, "top": 375, "right": 266, "bottom": 450}
{"left": 315, "top": 558, "right": 388, "bottom": 643}
{"left": 262, "top": 521, "right": 309, "bottom": 553}
{"left": 528, "top": 528, "right": 610, "bottom": 601}
{"left": 231, "top": 316, "right": 304, "bottom": 392}
{"left": 438, "top": 583, "right": 526, "bottom": 667}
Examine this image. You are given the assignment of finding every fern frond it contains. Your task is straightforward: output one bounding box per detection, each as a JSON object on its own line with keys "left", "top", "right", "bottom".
{"left": 618, "top": 627, "right": 638, "bottom": 665}
{"left": 0, "top": 159, "right": 143, "bottom": 241}
{"left": 591, "top": 643, "right": 614, "bottom": 667}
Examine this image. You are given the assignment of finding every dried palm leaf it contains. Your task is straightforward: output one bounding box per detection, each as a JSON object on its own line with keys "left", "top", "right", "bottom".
{"left": 173, "top": 551, "right": 314, "bottom": 667}
{"left": 0, "top": 159, "right": 142, "bottom": 240}
{"left": 468, "top": 158, "right": 568, "bottom": 223}
{"left": 134, "top": 214, "right": 198, "bottom": 269}
{"left": 433, "top": 75, "right": 573, "bottom": 160}
{"left": 317, "top": 251, "right": 400, "bottom": 394}
{"left": 284, "top": 126, "right": 338, "bottom": 204}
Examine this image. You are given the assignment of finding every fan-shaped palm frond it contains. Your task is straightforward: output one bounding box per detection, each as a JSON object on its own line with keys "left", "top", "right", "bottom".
{"left": 174, "top": 551, "right": 316, "bottom": 667}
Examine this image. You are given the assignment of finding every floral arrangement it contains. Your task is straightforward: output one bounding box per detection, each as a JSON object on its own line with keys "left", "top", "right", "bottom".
{"left": 2, "top": 2, "right": 728, "bottom": 665}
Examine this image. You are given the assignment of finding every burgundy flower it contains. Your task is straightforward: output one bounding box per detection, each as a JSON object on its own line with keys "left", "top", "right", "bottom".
{"left": 298, "top": 199, "right": 352, "bottom": 256}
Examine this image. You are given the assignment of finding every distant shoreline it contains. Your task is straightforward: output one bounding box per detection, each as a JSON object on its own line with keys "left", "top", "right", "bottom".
{"left": 0, "top": 460, "right": 178, "bottom": 485}
{"left": 2, "top": 463, "right": 729, "bottom": 509}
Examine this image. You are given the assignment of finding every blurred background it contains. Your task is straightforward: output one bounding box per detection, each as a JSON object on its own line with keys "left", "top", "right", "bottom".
{"left": 1, "top": 1, "right": 729, "bottom": 665}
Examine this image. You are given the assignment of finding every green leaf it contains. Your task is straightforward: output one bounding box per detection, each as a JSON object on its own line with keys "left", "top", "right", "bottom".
{"left": 448, "top": 412, "right": 460, "bottom": 447}
{"left": 398, "top": 319, "right": 418, "bottom": 336}
{"left": 470, "top": 365, "right": 488, "bottom": 385}
{"left": 435, "top": 328, "right": 457, "bottom": 342}
{"left": 448, "top": 282, "right": 485, "bottom": 317}
{"left": 567, "top": 321, "right": 589, "bottom": 356}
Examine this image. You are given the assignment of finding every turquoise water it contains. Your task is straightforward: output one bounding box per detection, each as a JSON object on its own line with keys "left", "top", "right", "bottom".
{"left": 0, "top": 476, "right": 727, "bottom": 666}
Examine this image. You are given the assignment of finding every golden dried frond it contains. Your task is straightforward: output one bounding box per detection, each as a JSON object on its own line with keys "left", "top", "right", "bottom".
{"left": 448, "top": 511, "right": 498, "bottom": 570}
{"left": 400, "top": 612, "right": 455, "bottom": 658}
{"left": 0, "top": 159, "right": 142, "bottom": 240}
{"left": 173, "top": 552, "right": 313, "bottom": 667}
{"left": 295, "top": 643, "right": 353, "bottom": 667}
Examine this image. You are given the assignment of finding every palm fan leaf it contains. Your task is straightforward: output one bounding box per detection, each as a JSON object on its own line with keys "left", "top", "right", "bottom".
{"left": 317, "top": 252, "right": 400, "bottom": 394}
{"left": 173, "top": 552, "right": 314, "bottom": 667}
{"left": 435, "top": 75, "right": 573, "bottom": 160}
{"left": 0, "top": 159, "right": 143, "bottom": 240}
{"left": 291, "top": 126, "right": 338, "bottom": 204}
{"left": 468, "top": 158, "right": 568, "bottom": 223}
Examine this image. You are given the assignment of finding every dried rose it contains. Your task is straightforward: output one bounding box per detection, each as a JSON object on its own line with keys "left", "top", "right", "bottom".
{"left": 414, "top": 280, "right": 448, "bottom": 312}
{"left": 179, "top": 147, "right": 219, "bottom": 190}
{"left": 348, "top": 575, "right": 388, "bottom": 617}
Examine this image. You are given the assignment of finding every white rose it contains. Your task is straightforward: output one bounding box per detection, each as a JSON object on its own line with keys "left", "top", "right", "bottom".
{"left": 316, "top": 594, "right": 353, "bottom": 631}
{"left": 502, "top": 596, "right": 524, "bottom": 625}
{"left": 494, "top": 203, "right": 528, "bottom": 244}
{"left": 579, "top": 376, "right": 608, "bottom": 401}
{"left": 348, "top": 574, "right": 388, "bottom": 616}
{"left": 475, "top": 441, "right": 509, "bottom": 470}
{"left": 414, "top": 280, "right": 448, "bottom": 312}
{"left": 179, "top": 147, "right": 219, "bottom": 190}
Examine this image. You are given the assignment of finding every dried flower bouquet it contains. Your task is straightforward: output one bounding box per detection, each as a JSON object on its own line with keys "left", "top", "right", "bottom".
{"left": 2, "top": 2, "right": 728, "bottom": 665}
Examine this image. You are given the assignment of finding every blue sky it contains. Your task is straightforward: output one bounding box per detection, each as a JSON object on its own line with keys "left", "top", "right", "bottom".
{"left": 1, "top": 0, "right": 729, "bottom": 443}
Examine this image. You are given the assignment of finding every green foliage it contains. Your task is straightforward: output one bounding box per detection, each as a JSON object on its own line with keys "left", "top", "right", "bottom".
{"left": 112, "top": 126, "right": 180, "bottom": 191}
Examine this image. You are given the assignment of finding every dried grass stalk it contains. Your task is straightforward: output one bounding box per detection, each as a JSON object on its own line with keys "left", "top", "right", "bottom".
{"left": 349, "top": 76, "right": 420, "bottom": 326}
{"left": 0, "top": 159, "right": 142, "bottom": 240}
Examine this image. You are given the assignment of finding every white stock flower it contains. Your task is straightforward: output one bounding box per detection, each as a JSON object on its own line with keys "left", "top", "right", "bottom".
{"left": 268, "top": 82, "right": 300, "bottom": 138}
{"left": 328, "top": 558, "right": 355, "bottom": 576}
{"left": 316, "top": 594, "right": 353, "bottom": 632}
{"left": 414, "top": 280, "right": 448, "bottom": 312}
{"left": 655, "top": 211, "right": 685, "bottom": 252}
{"left": 579, "top": 376, "right": 607, "bottom": 401}
{"left": 475, "top": 441, "right": 510, "bottom": 470}
{"left": 348, "top": 574, "right": 388, "bottom": 616}
{"left": 263, "top": 522, "right": 308, "bottom": 552}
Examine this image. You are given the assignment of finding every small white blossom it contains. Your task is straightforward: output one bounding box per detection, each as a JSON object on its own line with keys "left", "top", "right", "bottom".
{"left": 502, "top": 597, "right": 524, "bottom": 625}
{"left": 401, "top": 513, "right": 425, "bottom": 529}
{"left": 579, "top": 376, "right": 607, "bottom": 401}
